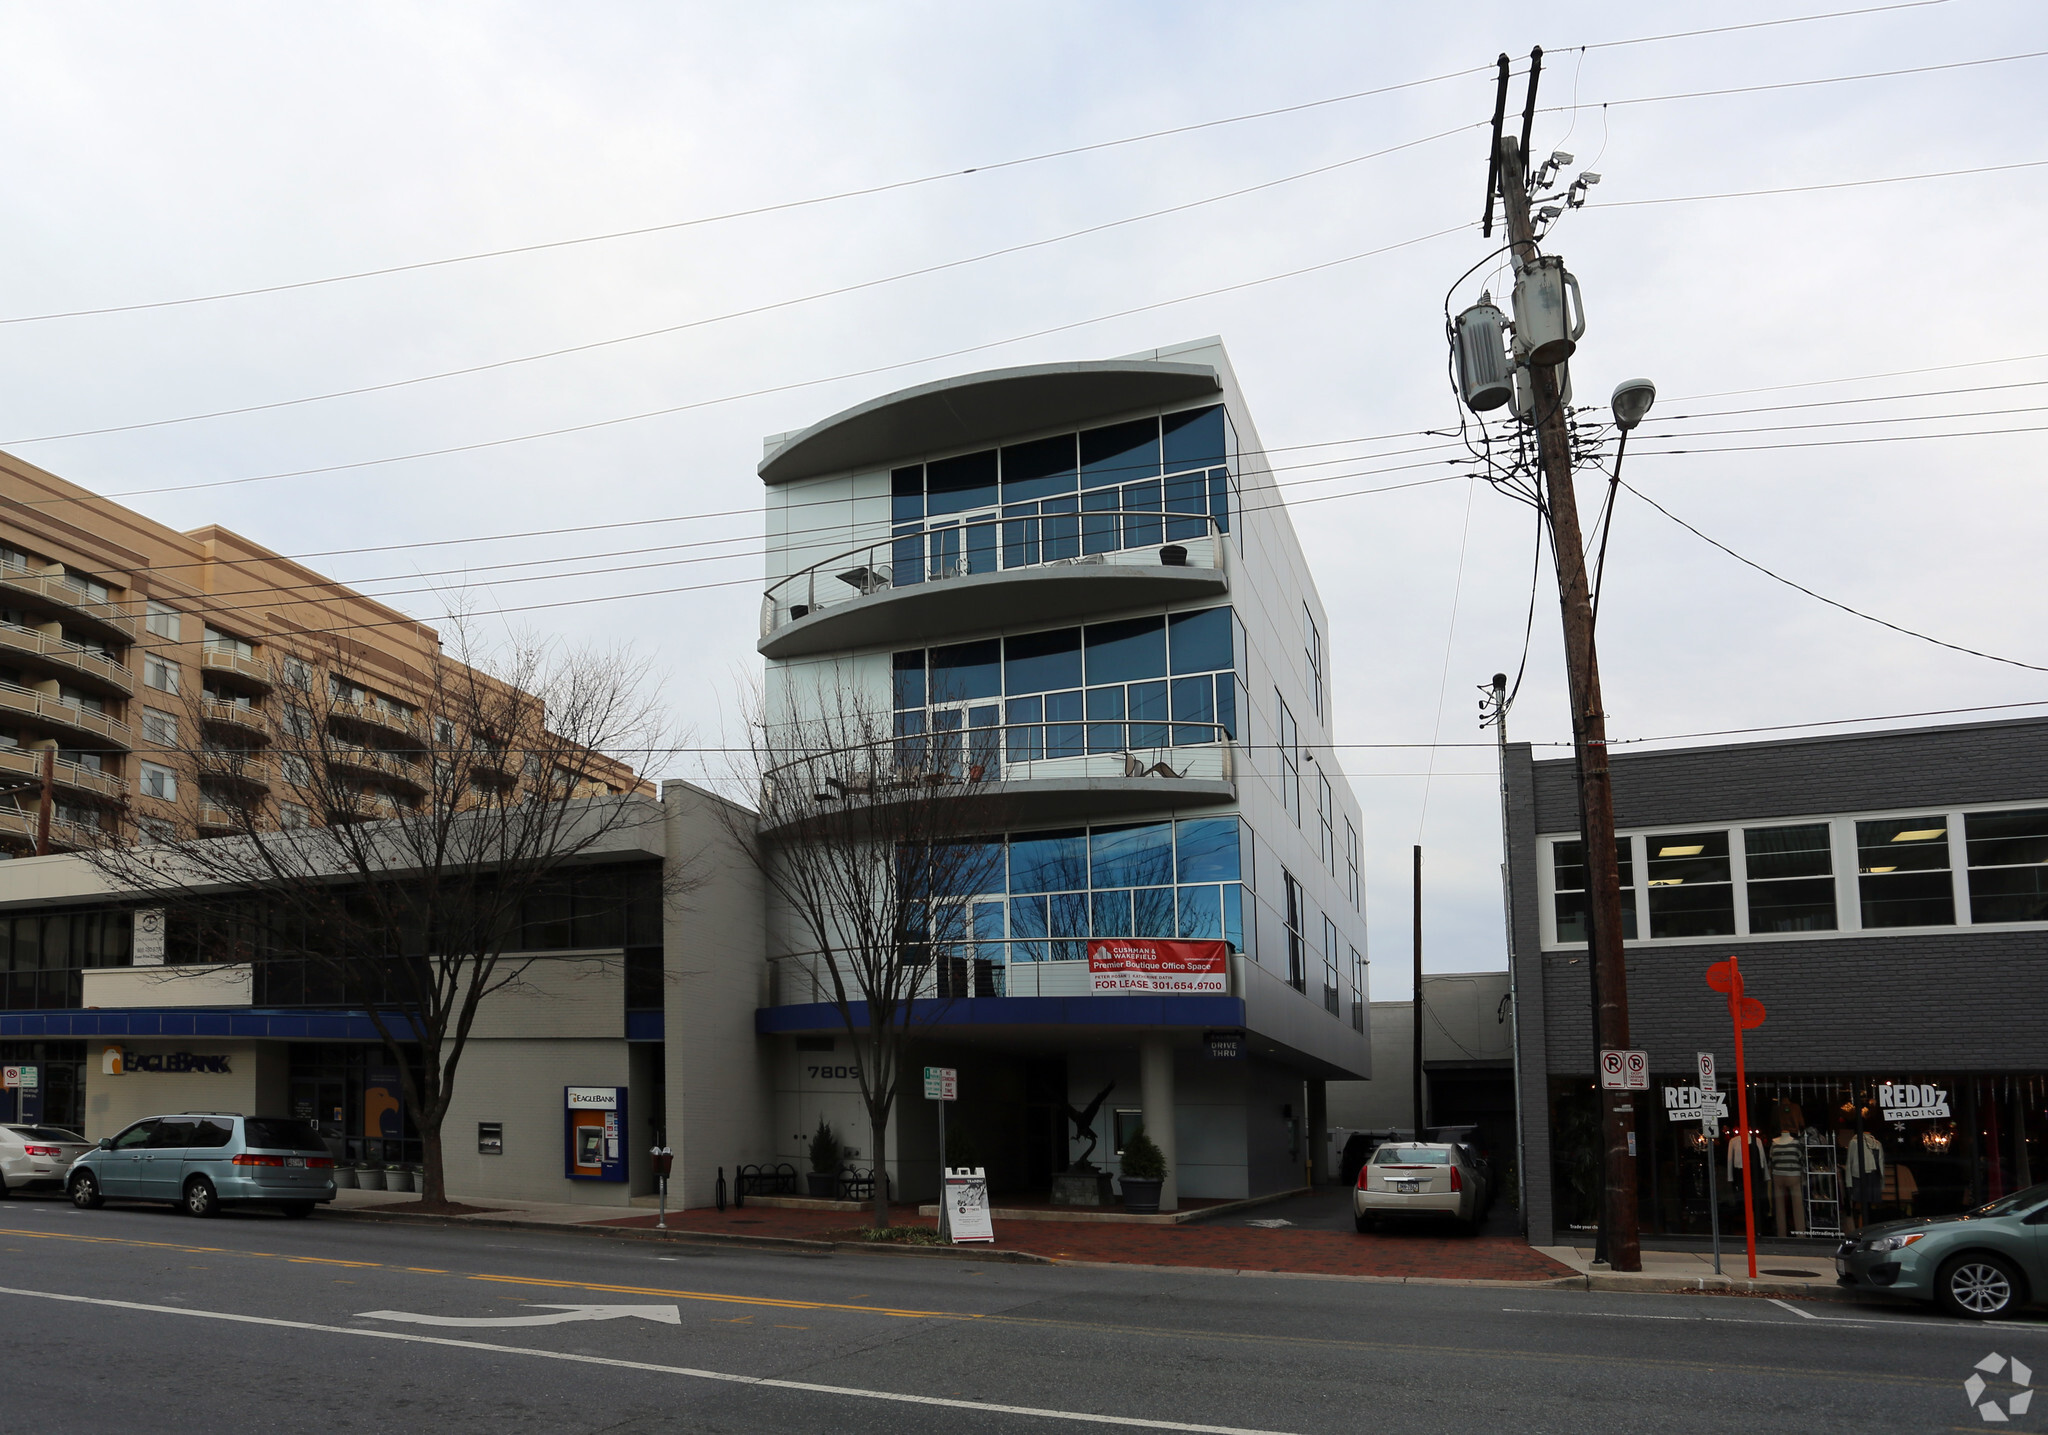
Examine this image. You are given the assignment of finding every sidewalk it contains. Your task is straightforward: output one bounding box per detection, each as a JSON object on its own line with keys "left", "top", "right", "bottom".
{"left": 1538, "top": 1241, "right": 1854, "bottom": 1299}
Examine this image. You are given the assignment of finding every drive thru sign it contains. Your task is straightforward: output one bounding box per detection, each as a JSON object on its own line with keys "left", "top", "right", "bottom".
{"left": 1599, "top": 1049, "right": 1648, "bottom": 1091}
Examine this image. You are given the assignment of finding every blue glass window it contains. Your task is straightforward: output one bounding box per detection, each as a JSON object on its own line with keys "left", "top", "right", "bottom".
{"left": 1040, "top": 495, "right": 1079, "bottom": 561}
{"left": 1134, "top": 887, "right": 1175, "bottom": 938}
{"left": 1005, "top": 696, "right": 1042, "bottom": 761}
{"left": 1085, "top": 685, "right": 1125, "bottom": 753}
{"left": 1009, "top": 895, "right": 1048, "bottom": 962}
{"left": 1170, "top": 675, "right": 1215, "bottom": 743}
{"left": 1085, "top": 617, "right": 1167, "bottom": 684}
{"left": 1121, "top": 479, "right": 1163, "bottom": 548}
{"left": 1164, "top": 471, "right": 1208, "bottom": 541}
{"left": 1081, "top": 418, "right": 1160, "bottom": 489}
{"left": 933, "top": 840, "right": 1006, "bottom": 895}
{"left": 1091, "top": 889, "right": 1133, "bottom": 937}
{"left": 1081, "top": 486, "right": 1121, "bottom": 555}
{"left": 1162, "top": 405, "right": 1226, "bottom": 473}
{"left": 1004, "top": 627, "right": 1083, "bottom": 694}
{"left": 1210, "top": 470, "right": 1232, "bottom": 534}
{"left": 1091, "top": 822, "right": 1175, "bottom": 889}
{"left": 892, "top": 651, "right": 926, "bottom": 710}
{"left": 1045, "top": 689, "right": 1083, "bottom": 757}
{"left": 892, "top": 465, "right": 924, "bottom": 523}
{"left": 1168, "top": 607, "right": 1232, "bottom": 674}
{"left": 1010, "top": 829, "right": 1088, "bottom": 893}
{"left": 1176, "top": 817, "right": 1244, "bottom": 883}
{"left": 925, "top": 450, "right": 997, "bottom": 516}
{"left": 1001, "top": 434, "right": 1078, "bottom": 502}
{"left": 891, "top": 525, "right": 924, "bottom": 588}
{"left": 1216, "top": 674, "right": 1238, "bottom": 739}
{"left": 929, "top": 639, "right": 1000, "bottom": 702}
{"left": 1177, "top": 884, "right": 1222, "bottom": 940}
{"left": 1128, "top": 680, "right": 1168, "bottom": 747}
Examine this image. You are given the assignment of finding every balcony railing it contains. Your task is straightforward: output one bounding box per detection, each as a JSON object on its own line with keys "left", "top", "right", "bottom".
{"left": 768, "top": 944, "right": 1247, "bottom": 1006}
{"left": 0, "top": 804, "right": 111, "bottom": 851}
{"left": 0, "top": 559, "right": 137, "bottom": 641}
{"left": 0, "top": 746, "right": 127, "bottom": 803}
{"left": 765, "top": 720, "right": 1234, "bottom": 802}
{"left": 201, "top": 644, "right": 274, "bottom": 689}
{"left": 760, "top": 509, "right": 1226, "bottom": 640}
{"left": 326, "top": 743, "right": 425, "bottom": 788}
{"left": 0, "top": 679, "right": 131, "bottom": 747}
{"left": 330, "top": 694, "right": 417, "bottom": 736}
{"left": 200, "top": 697, "right": 271, "bottom": 742}
{"left": 0, "top": 620, "right": 132, "bottom": 695}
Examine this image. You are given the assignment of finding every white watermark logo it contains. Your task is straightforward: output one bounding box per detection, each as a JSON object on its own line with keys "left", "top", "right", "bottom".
{"left": 1965, "top": 1353, "right": 2033, "bottom": 1424}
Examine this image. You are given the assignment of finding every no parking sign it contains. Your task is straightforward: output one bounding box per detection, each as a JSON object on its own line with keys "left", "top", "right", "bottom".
{"left": 1599, "top": 1048, "right": 1649, "bottom": 1091}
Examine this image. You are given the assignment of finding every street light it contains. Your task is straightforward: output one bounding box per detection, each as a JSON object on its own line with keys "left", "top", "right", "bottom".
{"left": 1609, "top": 378, "right": 1657, "bottom": 432}
{"left": 1591, "top": 378, "right": 1658, "bottom": 635}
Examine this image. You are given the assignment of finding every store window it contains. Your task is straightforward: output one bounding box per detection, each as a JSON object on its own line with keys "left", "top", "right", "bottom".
{"left": 1743, "top": 822, "right": 1837, "bottom": 932}
{"left": 1551, "top": 838, "right": 1637, "bottom": 942}
{"left": 1964, "top": 807, "right": 2048, "bottom": 924}
{"left": 1646, "top": 831, "right": 1735, "bottom": 938}
{"left": 1857, "top": 816, "right": 1954, "bottom": 928}
{"left": 1000, "top": 817, "right": 1249, "bottom": 962}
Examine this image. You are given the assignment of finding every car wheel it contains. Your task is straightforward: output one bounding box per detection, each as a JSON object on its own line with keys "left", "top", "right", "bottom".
{"left": 183, "top": 1176, "right": 220, "bottom": 1219}
{"left": 279, "top": 1201, "right": 315, "bottom": 1220}
{"left": 69, "top": 1171, "right": 103, "bottom": 1210}
{"left": 1936, "top": 1253, "right": 2026, "bottom": 1320}
{"left": 1354, "top": 1212, "right": 1375, "bottom": 1234}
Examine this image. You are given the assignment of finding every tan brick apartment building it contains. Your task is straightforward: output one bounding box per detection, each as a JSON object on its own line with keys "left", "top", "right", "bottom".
{"left": 0, "top": 446, "right": 639, "bottom": 851}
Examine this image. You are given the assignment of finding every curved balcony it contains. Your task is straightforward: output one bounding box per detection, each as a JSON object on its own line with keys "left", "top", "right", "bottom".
{"left": 760, "top": 720, "right": 1235, "bottom": 839}
{"left": 201, "top": 698, "right": 271, "bottom": 743}
{"left": 326, "top": 743, "right": 427, "bottom": 790}
{"left": 201, "top": 644, "right": 274, "bottom": 690}
{"left": 759, "top": 511, "right": 1228, "bottom": 659}
{"left": 330, "top": 695, "right": 416, "bottom": 739}
{"left": 0, "top": 562, "right": 136, "bottom": 643}
{"left": 0, "top": 746, "right": 127, "bottom": 804}
{"left": 0, "top": 679, "right": 131, "bottom": 749}
{"left": 196, "top": 801, "right": 245, "bottom": 836}
{"left": 196, "top": 753, "right": 270, "bottom": 792}
{"left": 0, "top": 804, "right": 112, "bottom": 852}
{"left": 0, "top": 620, "right": 132, "bottom": 697}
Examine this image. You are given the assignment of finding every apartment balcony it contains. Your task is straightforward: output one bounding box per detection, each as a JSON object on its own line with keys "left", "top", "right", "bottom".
{"left": 196, "top": 801, "right": 245, "bottom": 836}
{"left": 200, "top": 643, "right": 274, "bottom": 690}
{"left": 0, "top": 679, "right": 131, "bottom": 749}
{"left": 760, "top": 721, "right": 1236, "bottom": 839}
{"left": 0, "top": 561, "right": 137, "bottom": 643}
{"left": 330, "top": 695, "right": 416, "bottom": 738}
{"left": 200, "top": 697, "right": 271, "bottom": 743}
{"left": 758, "top": 511, "right": 1229, "bottom": 660}
{"left": 0, "top": 620, "right": 133, "bottom": 697}
{"left": 0, "top": 746, "right": 127, "bottom": 804}
{"left": 197, "top": 753, "right": 270, "bottom": 792}
{"left": 0, "top": 804, "right": 112, "bottom": 852}
{"left": 326, "top": 744, "right": 426, "bottom": 790}
{"left": 326, "top": 792, "right": 406, "bottom": 825}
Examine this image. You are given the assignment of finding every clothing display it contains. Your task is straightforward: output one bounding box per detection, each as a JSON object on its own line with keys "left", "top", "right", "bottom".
{"left": 1772, "top": 1171, "right": 1807, "bottom": 1236}
{"left": 1768, "top": 1134, "right": 1804, "bottom": 1175}
{"left": 1841, "top": 1132, "right": 1884, "bottom": 1181}
{"left": 1851, "top": 1171, "right": 1882, "bottom": 1204}
{"left": 1882, "top": 1163, "right": 1920, "bottom": 1211}
{"left": 1727, "top": 1133, "right": 1767, "bottom": 1179}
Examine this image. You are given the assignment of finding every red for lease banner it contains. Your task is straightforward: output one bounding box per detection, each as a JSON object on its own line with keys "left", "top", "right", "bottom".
{"left": 1087, "top": 939, "right": 1229, "bottom": 994}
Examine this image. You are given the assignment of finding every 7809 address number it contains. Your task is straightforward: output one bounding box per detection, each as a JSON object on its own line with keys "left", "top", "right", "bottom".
{"left": 807, "top": 1064, "right": 861, "bottom": 1080}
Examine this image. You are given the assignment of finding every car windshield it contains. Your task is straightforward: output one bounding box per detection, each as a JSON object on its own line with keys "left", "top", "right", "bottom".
{"left": 1968, "top": 1181, "right": 2048, "bottom": 1220}
{"left": 1374, "top": 1147, "right": 1451, "bottom": 1165}
{"left": 241, "top": 1118, "right": 328, "bottom": 1153}
{"left": 5, "top": 1125, "right": 86, "bottom": 1143}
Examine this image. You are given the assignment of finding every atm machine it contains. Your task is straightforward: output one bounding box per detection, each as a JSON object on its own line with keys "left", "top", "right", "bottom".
{"left": 564, "top": 1086, "right": 628, "bottom": 1183}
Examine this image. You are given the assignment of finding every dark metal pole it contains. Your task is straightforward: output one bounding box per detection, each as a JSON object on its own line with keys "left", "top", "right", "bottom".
{"left": 1413, "top": 845, "right": 1425, "bottom": 1139}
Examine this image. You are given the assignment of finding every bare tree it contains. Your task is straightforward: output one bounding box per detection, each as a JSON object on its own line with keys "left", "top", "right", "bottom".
{"left": 717, "top": 673, "right": 1008, "bottom": 1230}
{"left": 86, "top": 622, "right": 681, "bottom": 1209}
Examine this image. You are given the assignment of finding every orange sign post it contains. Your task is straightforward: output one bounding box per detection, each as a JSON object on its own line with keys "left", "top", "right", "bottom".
{"left": 1704, "top": 957, "right": 1767, "bottom": 1279}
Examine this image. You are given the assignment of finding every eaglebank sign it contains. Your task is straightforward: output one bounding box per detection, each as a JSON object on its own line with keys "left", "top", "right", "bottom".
{"left": 1087, "top": 939, "right": 1228, "bottom": 994}
{"left": 100, "top": 1046, "right": 232, "bottom": 1076}
{"left": 1879, "top": 1083, "right": 1950, "bottom": 1122}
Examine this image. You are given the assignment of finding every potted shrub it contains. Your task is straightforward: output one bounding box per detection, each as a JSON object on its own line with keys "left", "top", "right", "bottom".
{"left": 357, "top": 1160, "right": 386, "bottom": 1191}
{"left": 387, "top": 1165, "right": 416, "bottom": 1194}
{"left": 806, "top": 1117, "right": 843, "bottom": 1199}
{"left": 333, "top": 1161, "right": 358, "bottom": 1190}
{"left": 1118, "top": 1127, "right": 1168, "bottom": 1213}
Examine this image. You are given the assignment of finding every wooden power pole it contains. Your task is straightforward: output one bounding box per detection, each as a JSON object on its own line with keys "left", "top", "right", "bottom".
{"left": 1494, "top": 129, "right": 1641, "bottom": 1270}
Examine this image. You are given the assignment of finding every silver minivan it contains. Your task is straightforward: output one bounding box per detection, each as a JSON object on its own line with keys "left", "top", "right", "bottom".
{"left": 68, "top": 1113, "right": 337, "bottom": 1218}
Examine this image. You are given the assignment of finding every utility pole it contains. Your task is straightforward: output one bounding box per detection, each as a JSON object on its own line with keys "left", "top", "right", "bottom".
{"left": 1493, "top": 117, "right": 1640, "bottom": 1270}
{"left": 1483, "top": 673, "right": 1529, "bottom": 1233}
{"left": 35, "top": 747, "right": 53, "bottom": 856}
{"left": 1411, "top": 845, "right": 1424, "bottom": 1139}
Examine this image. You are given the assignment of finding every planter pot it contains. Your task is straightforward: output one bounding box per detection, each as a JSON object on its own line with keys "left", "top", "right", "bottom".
{"left": 356, "top": 1168, "right": 386, "bottom": 1191}
{"left": 332, "top": 1166, "right": 358, "bottom": 1190}
{"left": 806, "top": 1172, "right": 839, "bottom": 1199}
{"left": 1119, "top": 1177, "right": 1165, "bottom": 1214}
{"left": 387, "top": 1169, "right": 416, "bottom": 1194}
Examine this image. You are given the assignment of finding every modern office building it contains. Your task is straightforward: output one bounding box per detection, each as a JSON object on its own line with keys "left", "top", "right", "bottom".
{"left": 1506, "top": 715, "right": 2048, "bottom": 1247}
{"left": 751, "top": 337, "right": 1372, "bottom": 1209}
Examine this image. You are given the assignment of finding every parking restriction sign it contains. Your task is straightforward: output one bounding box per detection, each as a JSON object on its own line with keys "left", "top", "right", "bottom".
{"left": 1600, "top": 1049, "right": 1649, "bottom": 1091}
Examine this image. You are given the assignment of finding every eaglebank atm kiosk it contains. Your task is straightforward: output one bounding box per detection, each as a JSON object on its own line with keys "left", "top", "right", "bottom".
{"left": 564, "top": 1086, "right": 628, "bottom": 1182}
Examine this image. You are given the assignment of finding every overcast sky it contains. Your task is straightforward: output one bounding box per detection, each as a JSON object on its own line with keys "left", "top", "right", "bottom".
{"left": 0, "top": 1, "right": 2040, "bottom": 997}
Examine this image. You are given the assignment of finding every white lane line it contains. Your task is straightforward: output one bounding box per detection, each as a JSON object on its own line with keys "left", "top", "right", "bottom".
{"left": 1769, "top": 1298, "right": 1821, "bottom": 1320}
{"left": 1505, "top": 1303, "right": 2048, "bottom": 1336}
{"left": 0, "top": 1285, "right": 1289, "bottom": 1434}
{"left": 1500, "top": 1306, "right": 1874, "bottom": 1329}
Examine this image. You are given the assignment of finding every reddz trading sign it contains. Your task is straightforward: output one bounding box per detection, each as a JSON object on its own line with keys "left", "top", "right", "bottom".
{"left": 1878, "top": 1083, "right": 1950, "bottom": 1121}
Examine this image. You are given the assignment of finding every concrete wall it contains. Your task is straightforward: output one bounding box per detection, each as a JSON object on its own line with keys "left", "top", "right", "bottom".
{"left": 469, "top": 954, "right": 623, "bottom": 1040}
{"left": 82, "top": 1038, "right": 288, "bottom": 1143}
{"left": 81, "top": 964, "right": 253, "bottom": 1009}
{"left": 1328, "top": 972, "right": 1513, "bottom": 1131}
{"left": 440, "top": 1037, "right": 633, "bottom": 1207}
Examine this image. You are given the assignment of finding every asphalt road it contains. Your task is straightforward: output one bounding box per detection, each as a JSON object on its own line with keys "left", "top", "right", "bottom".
{"left": 3, "top": 1193, "right": 2045, "bottom": 1433}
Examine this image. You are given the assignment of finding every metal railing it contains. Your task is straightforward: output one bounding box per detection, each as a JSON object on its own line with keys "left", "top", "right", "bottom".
{"left": 761, "top": 508, "right": 1225, "bottom": 638}
{"left": 0, "top": 559, "right": 137, "bottom": 641}
{"left": 0, "top": 678, "right": 131, "bottom": 746}
{"left": 200, "top": 697, "right": 271, "bottom": 740}
{"left": 0, "top": 619, "right": 132, "bottom": 693}
{"left": 201, "top": 644, "right": 274, "bottom": 688}
{"left": 764, "top": 720, "right": 1234, "bottom": 803}
{"left": 768, "top": 942, "right": 1244, "bottom": 1005}
{"left": 0, "top": 804, "right": 110, "bottom": 850}
{"left": 0, "top": 746, "right": 126, "bottom": 802}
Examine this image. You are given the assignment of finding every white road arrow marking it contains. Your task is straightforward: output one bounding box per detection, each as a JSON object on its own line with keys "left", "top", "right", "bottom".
{"left": 359, "top": 1304, "right": 681, "bottom": 1328}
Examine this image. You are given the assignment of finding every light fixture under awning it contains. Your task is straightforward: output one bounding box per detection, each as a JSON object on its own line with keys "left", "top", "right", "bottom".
{"left": 1657, "top": 844, "right": 1704, "bottom": 858}
{"left": 1890, "top": 828, "right": 1946, "bottom": 842}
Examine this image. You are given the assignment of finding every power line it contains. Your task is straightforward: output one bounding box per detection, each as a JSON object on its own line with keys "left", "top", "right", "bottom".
{"left": 0, "top": 126, "right": 1482, "bottom": 448}
{"left": 1669, "top": 351, "right": 2048, "bottom": 402}
{"left": 1619, "top": 479, "right": 2048, "bottom": 675}
{"left": 1580, "top": 0, "right": 1949, "bottom": 51}
{"left": 1565, "top": 47, "right": 2048, "bottom": 111}
{"left": 1595, "top": 157, "right": 2048, "bottom": 209}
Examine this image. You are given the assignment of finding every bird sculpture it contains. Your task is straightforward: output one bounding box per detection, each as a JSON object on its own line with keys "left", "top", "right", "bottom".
{"left": 1065, "top": 1080, "right": 1117, "bottom": 1169}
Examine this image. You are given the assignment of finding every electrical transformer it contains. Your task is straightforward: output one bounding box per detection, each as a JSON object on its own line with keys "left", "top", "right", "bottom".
{"left": 1510, "top": 255, "right": 1584, "bottom": 367}
{"left": 1453, "top": 294, "right": 1514, "bottom": 412}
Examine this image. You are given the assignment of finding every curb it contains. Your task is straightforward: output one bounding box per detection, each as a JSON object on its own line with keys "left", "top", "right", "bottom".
{"left": 320, "top": 1205, "right": 1052, "bottom": 1264}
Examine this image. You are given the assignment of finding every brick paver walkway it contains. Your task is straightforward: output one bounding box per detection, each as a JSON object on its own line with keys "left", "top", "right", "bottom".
{"left": 591, "top": 1204, "right": 1574, "bottom": 1282}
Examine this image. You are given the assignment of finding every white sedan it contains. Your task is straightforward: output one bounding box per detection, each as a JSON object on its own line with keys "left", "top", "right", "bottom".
{"left": 1353, "top": 1142, "right": 1486, "bottom": 1233}
{"left": 1, "top": 1123, "right": 95, "bottom": 1196}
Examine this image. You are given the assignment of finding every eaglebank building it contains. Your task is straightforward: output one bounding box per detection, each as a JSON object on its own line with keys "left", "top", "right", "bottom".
{"left": 1507, "top": 715, "right": 2048, "bottom": 1248}
{"left": 0, "top": 338, "right": 1372, "bottom": 1212}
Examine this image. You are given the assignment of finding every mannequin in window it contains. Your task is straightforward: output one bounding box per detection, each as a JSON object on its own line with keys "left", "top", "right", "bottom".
{"left": 1768, "top": 1131, "right": 1806, "bottom": 1236}
{"left": 1839, "top": 1121, "right": 1884, "bottom": 1233}
{"left": 1726, "top": 1130, "right": 1767, "bottom": 1190}
{"left": 1882, "top": 1161, "right": 1918, "bottom": 1216}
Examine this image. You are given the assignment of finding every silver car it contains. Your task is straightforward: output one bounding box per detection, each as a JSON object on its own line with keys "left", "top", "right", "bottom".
{"left": 0, "top": 1123, "right": 95, "bottom": 1196}
{"left": 1353, "top": 1142, "right": 1487, "bottom": 1234}
{"left": 68, "top": 1113, "right": 337, "bottom": 1218}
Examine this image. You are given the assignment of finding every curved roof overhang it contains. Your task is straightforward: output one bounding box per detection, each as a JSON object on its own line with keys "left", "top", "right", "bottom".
{"left": 758, "top": 360, "right": 1222, "bottom": 486}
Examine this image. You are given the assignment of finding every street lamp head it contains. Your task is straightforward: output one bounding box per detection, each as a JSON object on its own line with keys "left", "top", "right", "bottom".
{"left": 1609, "top": 377, "right": 1657, "bottom": 432}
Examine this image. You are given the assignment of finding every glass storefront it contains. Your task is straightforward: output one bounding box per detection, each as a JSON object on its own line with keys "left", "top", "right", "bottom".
{"left": 287, "top": 1042, "right": 423, "bottom": 1166}
{"left": 1549, "top": 1071, "right": 2047, "bottom": 1239}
